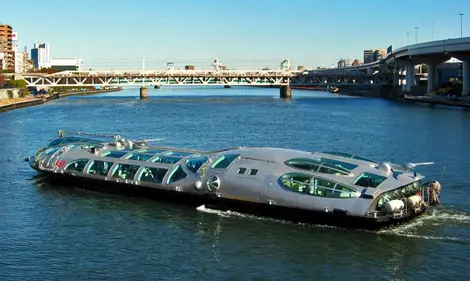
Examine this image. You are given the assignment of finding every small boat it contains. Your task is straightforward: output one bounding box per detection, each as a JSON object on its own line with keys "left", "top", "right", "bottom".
{"left": 26, "top": 130, "right": 442, "bottom": 230}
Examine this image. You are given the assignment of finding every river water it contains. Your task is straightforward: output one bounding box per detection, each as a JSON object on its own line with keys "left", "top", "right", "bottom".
{"left": 0, "top": 87, "right": 469, "bottom": 280}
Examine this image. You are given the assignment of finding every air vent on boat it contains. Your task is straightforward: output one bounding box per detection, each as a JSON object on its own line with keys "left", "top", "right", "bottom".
{"left": 207, "top": 175, "right": 221, "bottom": 191}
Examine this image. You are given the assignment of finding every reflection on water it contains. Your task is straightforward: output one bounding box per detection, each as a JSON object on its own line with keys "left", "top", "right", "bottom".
{"left": 1, "top": 87, "right": 470, "bottom": 280}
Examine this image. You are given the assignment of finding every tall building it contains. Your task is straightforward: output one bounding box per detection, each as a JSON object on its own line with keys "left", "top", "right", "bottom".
{"left": 0, "top": 24, "right": 13, "bottom": 70}
{"left": 337, "top": 59, "right": 353, "bottom": 68}
{"left": 372, "top": 49, "right": 387, "bottom": 61}
{"left": 50, "top": 58, "right": 83, "bottom": 71}
{"left": 363, "top": 49, "right": 374, "bottom": 64}
{"left": 31, "top": 42, "right": 50, "bottom": 69}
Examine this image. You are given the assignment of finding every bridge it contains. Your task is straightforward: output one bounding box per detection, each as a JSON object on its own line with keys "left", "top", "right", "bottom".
{"left": 313, "top": 37, "right": 470, "bottom": 96}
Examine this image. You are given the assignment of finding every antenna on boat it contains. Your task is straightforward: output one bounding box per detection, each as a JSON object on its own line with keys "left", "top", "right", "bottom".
{"left": 405, "top": 162, "right": 435, "bottom": 170}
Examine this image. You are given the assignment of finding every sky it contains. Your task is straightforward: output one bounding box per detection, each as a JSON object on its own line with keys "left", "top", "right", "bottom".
{"left": 2, "top": 0, "right": 469, "bottom": 69}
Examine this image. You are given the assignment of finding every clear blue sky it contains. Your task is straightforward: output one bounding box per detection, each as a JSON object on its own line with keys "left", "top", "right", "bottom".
{"left": 2, "top": 0, "right": 469, "bottom": 69}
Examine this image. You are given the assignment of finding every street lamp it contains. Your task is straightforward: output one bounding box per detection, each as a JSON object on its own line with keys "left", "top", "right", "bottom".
{"left": 432, "top": 21, "right": 435, "bottom": 41}
{"left": 406, "top": 32, "right": 410, "bottom": 45}
{"left": 459, "top": 13, "right": 464, "bottom": 38}
{"left": 415, "top": 27, "right": 419, "bottom": 44}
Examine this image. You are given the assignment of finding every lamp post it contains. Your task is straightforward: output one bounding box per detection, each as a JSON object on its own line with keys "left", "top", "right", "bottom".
{"left": 432, "top": 21, "right": 435, "bottom": 41}
{"left": 406, "top": 32, "right": 410, "bottom": 45}
{"left": 415, "top": 27, "right": 419, "bottom": 44}
{"left": 459, "top": 13, "right": 464, "bottom": 38}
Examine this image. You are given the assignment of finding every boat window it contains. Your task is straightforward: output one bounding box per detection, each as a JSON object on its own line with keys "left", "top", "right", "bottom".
{"left": 59, "top": 137, "right": 85, "bottom": 145}
{"left": 280, "top": 173, "right": 312, "bottom": 193}
{"left": 376, "top": 181, "right": 421, "bottom": 209}
{"left": 44, "top": 146, "right": 61, "bottom": 156}
{"left": 138, "top": 149, "right": 166, "bottom": 154}
{"left": 86, "top": 160, "right": 114, "bottom": 176}
{"left": 285, "top": 158, "right": 351, "bottom": 175}
{"left": 167, "top": 165, "right": 187, "bottom": 184}
{"left": 211, "top": 154, "right": 240, "bottom": 169}
{"left": 280, "top": 173, "right": 356, "bottom": 199}
{"left": 64, "top": 159, "right": 89, "bottom": 173}
{"left": 249, "top": 169, "right": 259, "bottom": 176}
{"left": 354, "top": 172, "right": 387, "bottom": 188}
{"left": 320, "top": 158, "right": 358, "bottom": 171}
{"left": 101, "top": 150, "right": 129, "bottom": 159}
{"left": 237, "top": 167, "right": 247, "bottom": 174}
{"left": 334, "top": 184, "right": 357, "bottom": 198}
{"left": 111, "top": 164, "right": 140, "bottom": 180}
{"left": 323, "top": 151, "right": 376, "bottom": 163}
{"left": 138, "top": 167, "right": 168, "bottom": 184}
{"left": 126, "top": 153, "right": 154, "bottom": 161}
{"left": 46, "top": 138, "right": 64, "bottom": 148}
{"left": 164, "top": 151, "right": 194, "bottom": 157}
{"left": 152, "top": 156, "right": 182, "bottom": 164}
{"left": 186, "top": 156, "right": 209, "bottom": 173}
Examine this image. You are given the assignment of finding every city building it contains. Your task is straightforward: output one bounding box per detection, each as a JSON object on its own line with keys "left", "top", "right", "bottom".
{"left": 337, "top": 59, "right": 353, "bottom": 68}
{"left": 363, "top": 49, "right": 374, "bottom": 64}
{"left": 0, "top": 24, "right": 13, "bottom": 70}
{"left": 372, "top": 49, "right": 387, "bottom": 61}
{"left": 50, "top": 58, "right": 83, "bottom": 71}
{"left": 352, "top": 59, "right": 361, "bottom": 66}
{"left": 31, "top": 42, "right": 50, "bottom": 69}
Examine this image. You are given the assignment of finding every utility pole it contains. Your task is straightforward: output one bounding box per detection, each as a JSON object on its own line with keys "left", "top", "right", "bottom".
{"left": 459, "top": 14, "right": 464, "bottom": 38}
{"left": 415, "top": 27, "right": 419, "bottom": 44}
{"left": 406, "top": 32, "right": 410, "bottom": 45}
{"left": 432, "top": 21, "right": 435, "bottom": 41}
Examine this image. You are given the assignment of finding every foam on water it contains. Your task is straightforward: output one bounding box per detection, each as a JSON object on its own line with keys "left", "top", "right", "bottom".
{"left": 197, "top": 205, "right": 470, "bottom": 243}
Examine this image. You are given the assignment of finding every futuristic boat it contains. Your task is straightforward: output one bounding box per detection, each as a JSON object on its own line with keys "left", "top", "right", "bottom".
{"left": 26, "top": 130, "right": 442, "bottom": 230}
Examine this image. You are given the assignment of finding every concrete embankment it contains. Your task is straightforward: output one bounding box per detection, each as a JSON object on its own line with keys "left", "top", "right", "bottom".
{"left": 0, "top": 87, "right": 122, "bottom": 113}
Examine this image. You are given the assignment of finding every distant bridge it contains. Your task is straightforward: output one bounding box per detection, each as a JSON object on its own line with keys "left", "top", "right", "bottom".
{"left": 22, "top": 69, "right": 393, "bottom": 88}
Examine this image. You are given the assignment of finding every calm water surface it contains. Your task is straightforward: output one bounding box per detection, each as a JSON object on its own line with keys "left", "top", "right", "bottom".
{"left": 0, "top": 86, "right": 469, "bottom": 280}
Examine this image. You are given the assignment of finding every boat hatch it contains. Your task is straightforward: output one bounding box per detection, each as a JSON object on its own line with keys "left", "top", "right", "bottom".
{"left": 137, "top": 149, "right": 167, "bottom": 154}
{"left": 354, "top": 172, "right": 387, "bottom": 188}
{"left": 322, "top": 151, "right": 376, "bottom": 163}
{"left": 280, "top": 173, "right": 358, "bottom": 198}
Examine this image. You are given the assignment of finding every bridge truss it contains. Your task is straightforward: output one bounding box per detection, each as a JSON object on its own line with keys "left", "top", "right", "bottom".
{"left": 22, "top": 70, "right": 394, "bottom": 87}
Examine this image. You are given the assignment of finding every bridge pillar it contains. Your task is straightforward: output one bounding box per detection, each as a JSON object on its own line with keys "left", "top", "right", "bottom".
{"left": 140, "top": 87, "right": 148, "bottom": 99}
{"left": 426, "top": 63, "right": 438, "bottom": 94}
{"left": 463, "top": 60, "right": 470, "bottom": 96}
{"left": 280, "top": 85, "right": 292, "bottom": 99}
{"left": 405, "top": 62, "right": 415, "bottom": 92}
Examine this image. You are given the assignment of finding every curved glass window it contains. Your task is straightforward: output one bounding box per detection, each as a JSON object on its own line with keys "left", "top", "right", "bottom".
{"left": 101, "top": 150, "right": 128, "bottom": 159}
{"left": 86, "top": 160, "right": 114, "bottom": 176}
{"left": 164, "top": 151, "right": 194, "bottom": 157}
{"left": 186, "top": 156, "right": 209, "bottom": 173}
{"left": 46, "top": 138, "right": 64, "bottom": 148}
{"left": 138, "top": 167, "right": 168, "bottom": 184}
{"left": 138, "top": 149, "right": 166, "bottom": 154}
{"left": 167, "top": 165, "right": 187, "bottom": 184}
{"left": 111, "top": 164, "right": 140, "bottom": 180}
{"left": 322, "top": 151, "right": 376, "bottom": 163}
{"left": 126, "top": 153, "right": 154, "bottom": 161}
{"left": 285, "top": 158, "right": 350, "bottom": 175}
{"left": 354, "top": 172, "right": 387, "bottom": 188}
{"left": 152, "top": 156, "right": 182, "bottom": 164}
{"left": 64, "top": 159, "right": 89, "bottom": 173}
{"left": 280, "top": 173, "right": 357, "bottom": 199}
{"left": 211, "top": 154, "right": 239, "bottom": 169}
{"left": 376, "top": 181, "right": 421, "bottom": 209}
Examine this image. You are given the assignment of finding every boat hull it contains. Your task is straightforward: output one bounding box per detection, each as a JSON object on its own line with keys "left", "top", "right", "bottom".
{"left": 34, "top": 170, "right": 425, "bottom": 231}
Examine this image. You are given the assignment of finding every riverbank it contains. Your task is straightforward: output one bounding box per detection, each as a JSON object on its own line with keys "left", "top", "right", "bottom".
{"left": 0, "top": 86, "right": 123, "bottom": 113}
